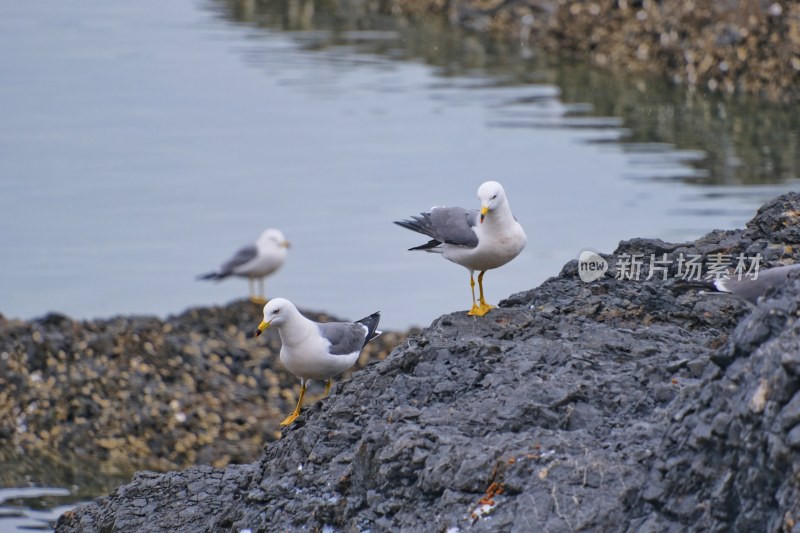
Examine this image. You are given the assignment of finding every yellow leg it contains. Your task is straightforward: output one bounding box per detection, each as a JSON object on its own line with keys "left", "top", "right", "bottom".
{"left": 324, "top": 378, "right": 332, "bottom": 396}
{"left": 249, "top": 277, "right": 267, "bottom": 305}
{"left": 476, "top": 271, "right": 494, "bottom": 315}
{"left": 280, "top": 381, "right": 307, "bottom": 426}
{"left": 467, "top": 272, "right": 483, "bottom": 316}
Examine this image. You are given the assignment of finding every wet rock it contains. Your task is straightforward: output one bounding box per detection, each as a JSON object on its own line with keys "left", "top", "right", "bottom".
{"left": 56, "top": 195, "right": 800, "bottom": 531}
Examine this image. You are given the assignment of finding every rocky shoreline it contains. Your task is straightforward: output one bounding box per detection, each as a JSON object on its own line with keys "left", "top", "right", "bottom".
{"left": 242, "top": 0, "right": 800, "bottom": 102}
{"left": 0, "top": 302, "right": 407, "bottom": 472}
{"left": 394, "top": 0, "right": 800, "bottom": 102}
{"left": 55, "top": 193, "right": 800, "bottom": 531}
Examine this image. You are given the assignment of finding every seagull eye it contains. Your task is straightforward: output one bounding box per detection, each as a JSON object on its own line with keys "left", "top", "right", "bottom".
{"left": 491, "top": 194, "right": 497, "bottom": 200}
{"left": 274, "top": 309, "right": 280, "bottom": 314}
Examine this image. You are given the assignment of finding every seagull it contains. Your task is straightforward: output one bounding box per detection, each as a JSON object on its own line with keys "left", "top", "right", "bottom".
{"left": 394, "top": 181, "right": 527, "bottom": 316}
{"left": 254, "top": 298, "right": 381, "bottom": 426}
{"left": 198, "top": 228, "right": 290, "bottom": 304}
{"left": 678, "top": 263, "right": 800, "bottom": 304}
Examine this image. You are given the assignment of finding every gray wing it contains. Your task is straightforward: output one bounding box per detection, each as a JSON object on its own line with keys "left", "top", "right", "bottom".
{"left": 429, "top": 207, "right": 479, "bottom": 248}
{"left": 218, "top": 244, "right": 258, "bottom": 276}
{"left": 317, "top": 322, "right": 369, "bottom": 356}
{"left": 720, "top": 264, "right": 800, "bottom": 303}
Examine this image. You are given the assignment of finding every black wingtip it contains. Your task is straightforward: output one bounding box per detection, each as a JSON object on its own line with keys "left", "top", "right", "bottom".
{"left": 357, "top": 311, "right": 382, "bottom": 345}
{"left": 197, "top": 271, "right": 231, "bottom": 282}
{"left": 409, "top": 239, "right": 441, "bottom": 251}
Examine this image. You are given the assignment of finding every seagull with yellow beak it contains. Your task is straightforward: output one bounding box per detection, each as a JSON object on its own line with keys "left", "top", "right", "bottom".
{"left": 395, "top": 181, "right": 526, "bottom": 316}
{"left": 255, "top": 298, "right": 381, "bottom": 426}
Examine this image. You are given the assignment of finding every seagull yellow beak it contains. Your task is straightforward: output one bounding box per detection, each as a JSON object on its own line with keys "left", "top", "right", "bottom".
{"left": 281, "top": 240, "right": 291, "bottom": 249}
{"left": 255, "top": 320, "right": 270, "bottom": 337}
{"left": 480, "top": 206, "right": 489, "bottom": 223}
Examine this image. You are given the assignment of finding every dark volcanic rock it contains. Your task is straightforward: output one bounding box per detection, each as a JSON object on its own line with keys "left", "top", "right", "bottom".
{"left": 58, "top": 193, "right": 800, "bottom": 532}
{"left": 632, "top": 281, "right": 800, "bottom": 533}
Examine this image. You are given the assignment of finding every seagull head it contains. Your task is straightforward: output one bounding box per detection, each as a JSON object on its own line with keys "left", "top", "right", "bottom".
{"left": 477, "top": 181, "right": 506, "bottom": 223}
{"left": 258, "top": 228, "right": 291, "bottom": 250}
{"left": 255, "top": 297, "right": 293, "bottom": 336}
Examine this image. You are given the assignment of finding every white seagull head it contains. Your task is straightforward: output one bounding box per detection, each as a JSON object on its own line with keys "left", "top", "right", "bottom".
{"left": 255, "top": 297, "right": 296, "bottom": 335}
{"left": 257, "top": 228, "right": 291, "bottom": 251}
{"left": 477, "top": 181, "right": 507, "bottom": 223}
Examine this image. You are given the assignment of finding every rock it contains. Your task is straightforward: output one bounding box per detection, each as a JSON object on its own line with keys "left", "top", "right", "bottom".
{"left": 56, "top": 193, "right": 800, "bottom": 531}
{"left": 631, "top": 280, "right": 800, "bottom": 531}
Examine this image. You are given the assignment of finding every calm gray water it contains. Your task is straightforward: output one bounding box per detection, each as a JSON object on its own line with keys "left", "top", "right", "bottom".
{"left": 0, "top": 488, "right": 70, "bottom": 532}
{"left": 1, "top": 0, "right": 799, "bottom": 527}
{"left": 1, "top": 0, "right": 798, "bottom": 333}
{"left": 0, "top": 448, "right": 132, "bottom": 532}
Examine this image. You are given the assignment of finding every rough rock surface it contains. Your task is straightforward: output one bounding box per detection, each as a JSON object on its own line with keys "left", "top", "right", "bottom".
{"left": 58, "top": 193, "right": 800, "bottom": 532}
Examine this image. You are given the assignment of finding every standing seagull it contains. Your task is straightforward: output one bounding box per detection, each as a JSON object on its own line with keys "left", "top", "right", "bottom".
{"left": 198, "top": 228, "right": 290, "bottom": 304}
{"left": 394, "top": 181, "right": 526, "bottom": 316}
{"left": 255, "top": 298, "right": 381, "bottom": 426}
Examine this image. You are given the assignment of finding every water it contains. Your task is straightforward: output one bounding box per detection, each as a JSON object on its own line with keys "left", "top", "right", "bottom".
{"left": 0, "top": 1, "right": 799, "bottom": 527}
{"left": 1, "top": 0, "right": 798, "bottom": 334}
{"left": 0, "top": 449, "right": 132, "bottom": 532}
{"left": 0, "top": 488, "right": 71, "bottom": 532}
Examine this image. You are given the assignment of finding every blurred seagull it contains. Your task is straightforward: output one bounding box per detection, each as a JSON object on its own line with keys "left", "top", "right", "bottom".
{"left": 678, "top": 263, "right": 800, "bottom": 304}
{"left": 395, "top": 181, "right": 527, "bottom": 316}
{"left": 198, "top": 228, "right": 290, "bottom": 304}
{"left": 255, "top": 298, "right": 381, "bottom": 426}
